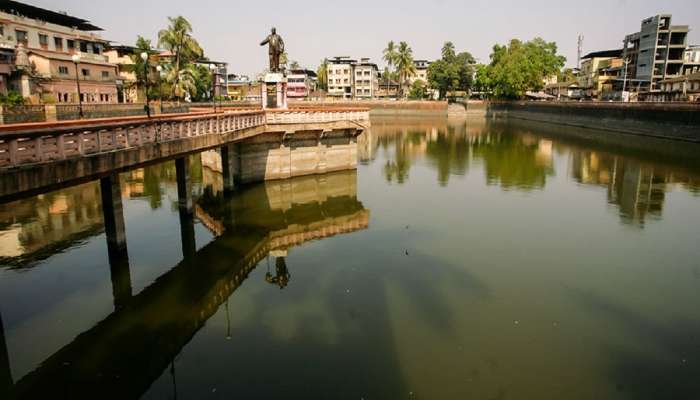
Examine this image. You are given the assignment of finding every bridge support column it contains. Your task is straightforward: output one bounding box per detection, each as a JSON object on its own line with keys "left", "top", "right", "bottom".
{"left": 0, "top": 312, "right": 14, "bottom": 398}
{"left": 101, "top": 174, "right": 127, "bottom": 253}
{"left": 176, "top": 157, "right": 196, "bottom": 260}
{"left": 221, "top": 143, "right": 241, "bottom": 194}
{"left": 100, "top": 174, "right": 132, "bottom": 309}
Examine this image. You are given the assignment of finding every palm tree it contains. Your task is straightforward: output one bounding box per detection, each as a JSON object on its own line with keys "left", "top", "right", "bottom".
{"left": 119, "top": 36, "right": 153, "bottom": 102}
{"left": 396, "top": 41, "right": 416, "bottom": 98}
{"left": 383, "top": 41, "right": 398, "bottom": 68}
{"left": 158, "top": 16, "right": 203, "bottom": 101}
{"left": 441, "top": 42, "right": 456, "bottom": 62}
{"left": 317, "top": 58, "right": 329, "bottom": 91}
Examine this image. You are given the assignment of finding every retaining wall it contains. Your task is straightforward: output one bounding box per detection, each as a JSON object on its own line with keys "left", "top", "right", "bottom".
{"left": 487, "top": 101, "right": 700, "bottom": 142}
{"left": 289, "top": 100, "right": 447, "bottom": 116}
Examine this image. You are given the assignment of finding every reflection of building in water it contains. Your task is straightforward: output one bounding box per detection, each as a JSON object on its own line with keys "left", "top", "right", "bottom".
{"left": 0, "top": 182, "right": 103, "bottom": 264}
{"left": 266, "top": 250, "right": 291, "bottom": 289}
{"left": 570, "top": 150, "right": 700, "bottom": 226}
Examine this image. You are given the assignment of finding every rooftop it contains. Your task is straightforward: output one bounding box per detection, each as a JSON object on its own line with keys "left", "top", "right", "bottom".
{"left": 582, "top": 49, "right": 623, "bottom": 60}
{"left": 0, "top": 0, "right": 103, "bottom": 31}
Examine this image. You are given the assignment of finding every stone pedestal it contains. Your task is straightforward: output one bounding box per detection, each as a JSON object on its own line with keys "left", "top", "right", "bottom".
{"left": 261, "top": 73, "right": 288, "bottom": 110}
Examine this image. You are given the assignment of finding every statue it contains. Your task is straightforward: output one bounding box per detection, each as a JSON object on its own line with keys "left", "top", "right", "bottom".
{"left": 260, "top": 27, "right": 285, "bottom": 73}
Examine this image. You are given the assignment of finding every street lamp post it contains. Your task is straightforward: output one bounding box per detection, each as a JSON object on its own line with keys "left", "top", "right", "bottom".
{"left": 141, "top": 52, "right": 151, "bottom": 118}
{"left": 622, "top": 57, "right": 631, "bottom": 102}
{"left": 156, "top": 65, "right": 164, "bottom": 114}
{"left": 210, "top": 64, "right": 218, "bottom": 112}
{"left": 71, "top": 54, "right": 84, "bottom": 119}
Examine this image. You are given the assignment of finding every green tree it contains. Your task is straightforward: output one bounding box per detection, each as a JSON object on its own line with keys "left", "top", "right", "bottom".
{"left": 427, "top": 42, "right": 476, "bottom": 99}
{"left": 558, "top": 67, "right": 576, "bottom": 83}
{"left": 481, "top": 38, "right": 566, "bottom": 99}
{"left": 158, "top": 16, "right": 203, "bottom": 101}
{"left": 383, "top": 41, "right": 398, "bottom": 71}
{"left": 395, "top": 41, "right": 416, "bottom": 98}
{"left": 441, "top": 41, "right": 456, "bottom": 62}
{"left": 316, "top": 58, "right": 329, "bottom": 91}
{"left": 408, "top": 80, "right": 427, "bottom": 99}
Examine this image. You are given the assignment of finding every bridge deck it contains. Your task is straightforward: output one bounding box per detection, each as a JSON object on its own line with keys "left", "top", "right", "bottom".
{"left": 0, "top": 108, "right": 369, "bottom": 202}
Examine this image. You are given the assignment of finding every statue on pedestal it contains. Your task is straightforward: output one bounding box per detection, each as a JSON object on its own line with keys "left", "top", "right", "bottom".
{"left": 260, "top": 27, "right": 285, "bottom": 73}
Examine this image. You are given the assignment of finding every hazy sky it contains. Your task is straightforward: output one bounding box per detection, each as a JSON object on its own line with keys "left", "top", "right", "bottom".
{"left": 27, "top": 0, "right": 700, "bottom": 75}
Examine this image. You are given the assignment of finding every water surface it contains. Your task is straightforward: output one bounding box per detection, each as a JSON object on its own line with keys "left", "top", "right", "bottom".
{"left": 1, "top": 116, "right": 699, "bottom": 399}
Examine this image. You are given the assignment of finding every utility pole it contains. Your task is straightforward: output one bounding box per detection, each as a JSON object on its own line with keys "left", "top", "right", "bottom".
{"left": 622, "top": 57, "right": 631, "bottom": 102}
{"left": 577, "top": 35, "right": 584, "bottom": 70}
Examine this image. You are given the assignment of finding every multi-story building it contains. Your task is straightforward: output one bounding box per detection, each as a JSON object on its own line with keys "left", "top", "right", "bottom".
{"left": 0, "top": 1, "right": 119, "bottom": 103}
{"left": 578, "top": 49, "right": 623, "bottom": 99}
{"left": 286, "top": 68, "right": 317, "bottom": 99}
{"left": 104, "top": 44, "right": 141, "bottom": 103}
{"left": 353, "top": 58, "right": 378, "bottom": 98}
{"left": 327, "top": 57, "right": 355, "bottom": 98}
{"left": 658, "top": 71, "right": 700, "bottom": 101}
{"left": 409, "top": 60, "right": 431, "bottom": 86}
{"left": 683, "top": 45, "right": 700, "bottom": 76}
{"left": 622, "top": 14, "right": 689, "bottom": 94}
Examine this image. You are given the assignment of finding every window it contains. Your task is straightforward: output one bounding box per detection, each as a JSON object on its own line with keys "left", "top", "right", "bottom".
{"left": 67, "top": 40, "right": 75, "bottom": 50}
{"left": 54, "top": 37, "right": 63, "bottom": 51}
{"left": 15, "top": 30, "right": 28, "bottom": 45}
{"left": 0, "top": 25, "right": 4, "bottom": 37}
{"left": 101, "top": 71, "right": 109, "bottom": 79}
{"left": 80, "top": 41, "right": 88, "bottom": 52}
{"left": 39, "top": 34, "right": 48, "bottom": 48}
{"left": 81, "top": 68, "right": 90, "bottom": 77}
{"left": 58, "top": 66, "right": 69, "bottom": 75}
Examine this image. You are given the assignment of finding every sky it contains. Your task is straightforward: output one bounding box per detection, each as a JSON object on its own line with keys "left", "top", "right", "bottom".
{"left": 25, "top": 0, "right": 700, "bottom": 76}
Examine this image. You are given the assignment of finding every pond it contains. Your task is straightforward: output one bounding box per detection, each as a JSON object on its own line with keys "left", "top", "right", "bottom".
{"left": 1, "top": 115, "right": 699, "bottom": 399}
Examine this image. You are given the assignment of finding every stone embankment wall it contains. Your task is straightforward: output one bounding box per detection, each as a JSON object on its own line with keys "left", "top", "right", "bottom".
{"left": 487, "top": 101, "right": 700, "bottom": 143}
{"left": 289, "top": 100, "right": 447, "bottom": 116}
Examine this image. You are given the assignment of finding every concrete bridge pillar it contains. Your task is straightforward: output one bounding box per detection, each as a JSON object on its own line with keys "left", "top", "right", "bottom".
{"left": 221, "top": 143, "right": 241, "bottom": 194}
{"left": 176, "top": 157, "right": 196, "bottom": 260}
{"left": 100, "top": 174, "right": 132, "bottom": 309}
{"left": 0, "top": 312, "right": 14, "bottom": 399}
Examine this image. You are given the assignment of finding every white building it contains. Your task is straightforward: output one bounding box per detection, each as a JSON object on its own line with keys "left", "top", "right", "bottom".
{"left": 327, "top": 57, "right": 355, "bottom": 98}
{"left": 353, "top": 58, "right": 378, "bottom": 98}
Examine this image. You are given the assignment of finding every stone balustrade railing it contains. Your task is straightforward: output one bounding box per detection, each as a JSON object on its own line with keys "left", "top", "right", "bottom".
{"left": 0, "top": 108, "right": 369, "bottom": 169}
{"left": 266, "top": 108, "right": 370, "bottom": 125}
{"left": 0, "top": 111, "right": 265, "bottom": 169}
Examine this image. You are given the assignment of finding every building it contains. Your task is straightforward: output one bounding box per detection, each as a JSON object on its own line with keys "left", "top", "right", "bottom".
{"left": 683, "top": 45, "right": 700, "bottom": 75}
{"left": 104, "top": 44, "right": 142, "bottom": 103}
{"left": 226, "top": 74, "right": 260, "bottom": 101}
{"left": 0, "top": 0, "right": 119, "bottom": 103}
{"left": 544, "top": 81, "right": 582, "bottom": 100}
{"left": 578, "top": 49, "right": 623, "bottom": 99}
{"left": 622, "top": 14, "right": 689, "bottom": 95}
{"left": 376, "top": 77, "right": 399, "bottom": 98}
{"left": 286, "top": 68, "right": 317, "bottom": 99}
{"left": 409, "top": 60, "right": 431, "bottom": 86}
{"left": 658, "top": 71, "right": 700, "bottom": 101}
{"left": 353, "top": 58, "right": 378, "bottom": 98}
{"left": 327, "top": 57, "right": 356, "bottom": 98}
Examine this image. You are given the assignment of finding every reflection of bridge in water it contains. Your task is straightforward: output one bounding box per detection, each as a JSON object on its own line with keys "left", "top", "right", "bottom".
{"left": 0, "top": 170, "right": 369, "bottom": 400}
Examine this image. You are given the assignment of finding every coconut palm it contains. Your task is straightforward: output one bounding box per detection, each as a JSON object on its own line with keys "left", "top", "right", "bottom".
{"left": 383, "top": 41, "right": 398, "bottom": 70}
{"left": 395, "top": 41, "right": 416, "bottom": 98}
{"left": 158, "top": 16, "right": 203, "bottom": 100}
{"left": 163, "top": 64, "right": 198, "bottom": 101}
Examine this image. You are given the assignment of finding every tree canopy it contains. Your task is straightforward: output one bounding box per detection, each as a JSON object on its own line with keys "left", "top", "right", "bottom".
{"left": 427, "top": 42, "right": 476, "bottom": 99}
{"left": 477, "top": 38, "right": 566, "bottom": 99}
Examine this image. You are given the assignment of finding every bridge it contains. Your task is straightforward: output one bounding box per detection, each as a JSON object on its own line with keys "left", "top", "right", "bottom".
{"left": 0, "top": 171, "right": 369, "bottom": 399}
{"left": 0, "top": 107, "right": 370, "bottom": 202}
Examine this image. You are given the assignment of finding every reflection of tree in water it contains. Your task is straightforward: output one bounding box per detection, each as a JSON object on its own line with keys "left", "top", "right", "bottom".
{"left": 123, "top": 155, "right": 204, "bottom": 210}
{"left": 380, "top": 129, "right": 425, "bottom": 184}
{"left": 471, "top": 133, "right": 554, "bottom": 191}
{"left": 424, "top": 127, "right": 471, "bottom": 186}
